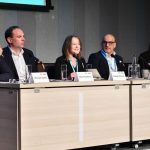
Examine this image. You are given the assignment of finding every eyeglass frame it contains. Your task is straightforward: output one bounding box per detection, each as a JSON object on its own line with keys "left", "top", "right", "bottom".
{"left": 102, "top": 41, "right": 116, "bottom": 45}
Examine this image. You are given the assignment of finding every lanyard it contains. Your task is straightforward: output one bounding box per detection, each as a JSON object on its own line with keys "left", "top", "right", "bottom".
{"left": 69, "top": 59, "right": 78, "bottom": 72}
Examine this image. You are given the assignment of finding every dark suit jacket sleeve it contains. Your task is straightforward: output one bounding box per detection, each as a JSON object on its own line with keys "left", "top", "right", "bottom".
{"left": 55, "top": 56, "right": 63, "bottom": 80}
{"left": 138, "top": 51, "right": 150, "bottom": 70}
{"left": 138, "top": 55, "right": 145, "bottom": 69}
{"left": 2, "top": 47, "right": 39, "bottom": 79}
{"left": 88, "top": 54, "right": 95, "bottom": 66}
{"left": 23, "top": 48, "right": 39, "bottom": 72}
{"left": 88, "top": 53, "right": 100, "bottom": 72}
{"left": 0, "top": 56, "right": 13, "bottom": 81}
{"left": 115, "top": 55, "right": 125, "bottom": 72}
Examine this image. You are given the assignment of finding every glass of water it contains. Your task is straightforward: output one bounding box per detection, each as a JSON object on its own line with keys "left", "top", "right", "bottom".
{"left": 61, "top": 64, "right": 67, "bottom": 80}
{"left": 86, "top": 64, "right": 92, "bottom": 72}
{"left": 128, "top": 64, "right": 140, "bottom": 79}
{"left": 25, "top": 65, "right": 32, "bottom": 83}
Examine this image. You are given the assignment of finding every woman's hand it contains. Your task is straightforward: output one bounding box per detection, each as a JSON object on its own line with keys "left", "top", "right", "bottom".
{"left": 69, "top": 72, "right": 77, "bottom": 80}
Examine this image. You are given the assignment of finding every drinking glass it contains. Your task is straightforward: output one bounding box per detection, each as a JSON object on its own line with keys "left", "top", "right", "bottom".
{"left": 142, "top": 69, "right": 150, "bottom": 79}
{"left": 25, "top": 65, "right": 32, "bottom": 83}
{"left": 9, "top": 79, "right": 16, "bottom": 83}
{"left": 86, "top": 64, "right": 92, "bottom": 71}
{"left": 61, "top": 64, "right": 67, "bottom": 80}
{"left": 132, "top": 56, "right": 137, "bottom": 65}
{"left": 128, "top": 64, "right": 140, "bottom": 79}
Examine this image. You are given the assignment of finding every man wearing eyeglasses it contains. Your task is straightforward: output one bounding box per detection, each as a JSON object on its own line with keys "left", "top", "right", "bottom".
{"left": 88, "top": 34, "right": 125, "bottom": 80}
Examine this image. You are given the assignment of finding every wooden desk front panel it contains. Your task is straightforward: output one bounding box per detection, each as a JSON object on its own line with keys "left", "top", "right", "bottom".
{"left": 0, "top": 89, "right": 18, "bottom": 150}
{"left": 84, "top": 86, "right": 129, "bottom": 146}
{"left": 20, "top": 85, "right": 129, "bottom": 150}
{"left": 132, "top": 84, "right": 150, "bottom": 141}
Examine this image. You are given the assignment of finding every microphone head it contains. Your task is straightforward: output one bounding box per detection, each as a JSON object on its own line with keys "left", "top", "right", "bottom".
{"left": 111, "top": 54, "right": 115, "bottom": 58}
{"left": 111, "top": 54, "right": 124, "bottom": 66}
{"left": 73, "top": 53, "right": 77, "bottom": 58}
{"left": 34, "top": 57, "right": 40, "bottom": 63}
{"left": 73, "top": 54, "right": 80, "bottom": 61}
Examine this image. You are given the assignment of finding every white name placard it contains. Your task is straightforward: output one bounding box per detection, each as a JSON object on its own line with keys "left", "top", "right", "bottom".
{"left": 109, "top": 71, "right": 126, "bottom": 81}
{"left": 31, "top": 72, "right": 49, "bottom": 83}
{"left": 74, "top": 72, "right": 94, "bottom": 82}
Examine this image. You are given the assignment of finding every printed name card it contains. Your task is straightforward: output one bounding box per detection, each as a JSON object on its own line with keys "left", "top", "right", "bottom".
{"left": 109, "top": 71, "right": 126, "bottom": 81}
{"left": 31, "top": 72, "right": 49, "bottom": 83}
{"left": 74, "top": 72, "right": 94, "bottom": 82}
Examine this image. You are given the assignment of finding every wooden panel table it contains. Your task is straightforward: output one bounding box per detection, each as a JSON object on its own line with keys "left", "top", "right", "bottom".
{"left": 131, "top": 80, "right": 150, "bottom": 141}
{"left": 0, "top": 81, "right": 130, "bottom": 150}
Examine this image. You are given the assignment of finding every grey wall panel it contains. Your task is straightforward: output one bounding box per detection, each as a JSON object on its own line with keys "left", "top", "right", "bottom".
{"left": 118, "top": 0, "right": 137, "bottom": 62}
{"left": 84, "top": 0, "right": 100, "bottom": 62}
{"left": 0, "top": 0, "right": 149, "bottom": 63}
{"left": 35, "top": 11, "right": 59, "bottom": 63}
{"left": 136, "top": 0, "right": 147, "bottom": 57}
{"left": 99, "top": 0, "right": 118, "bottom": 37}
{"left": 74, "top": 0, "right": 85, "bottom": 57}
{"left": 0, "top": 10, "right": 18, "bottom": 46}
{"left": 56, "top": 0, "right": 74, "bottom": 59}
{"left": 17, "top": 11, "right": 36, "bottom": 55}
{"left": 145, "top": 0, "right": 150, "bottom": 47}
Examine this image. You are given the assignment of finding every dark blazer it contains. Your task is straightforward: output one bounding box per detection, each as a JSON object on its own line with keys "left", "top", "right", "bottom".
{"left": 2, "top": 46, "right": 38, "bottom": 80}
{"left": 88, "top": 51, "right": 125, "bottom": 80}
{"left": 138, "top": 50, "right": 150, "bottom": 70}
{"left": 0, "top": 56, "right": 13, "bottom": 81}
{"left": 55, "top": 56, "right": 86, "bottom": 79}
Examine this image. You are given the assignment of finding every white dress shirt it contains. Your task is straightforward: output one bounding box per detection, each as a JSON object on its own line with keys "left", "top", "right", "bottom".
{"left": 105, "top": 53, "right": 118, "bottom": 72}
{"left": 11, "top": 48, "right": 26, "bottom": 80}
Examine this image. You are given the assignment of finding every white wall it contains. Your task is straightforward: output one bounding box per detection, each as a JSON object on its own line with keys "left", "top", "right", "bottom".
{"left": 0, "top": 0, "right": 149, "bottom": 63}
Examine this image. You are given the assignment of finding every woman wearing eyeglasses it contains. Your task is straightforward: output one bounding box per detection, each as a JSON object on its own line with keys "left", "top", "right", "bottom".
{"left": 88, "top": 34, "right": 125, "bottom": 80}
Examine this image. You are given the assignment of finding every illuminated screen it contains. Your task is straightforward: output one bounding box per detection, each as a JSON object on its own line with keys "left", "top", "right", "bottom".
{"left": 0, "top": 0, "right": 53, "bottom": 11}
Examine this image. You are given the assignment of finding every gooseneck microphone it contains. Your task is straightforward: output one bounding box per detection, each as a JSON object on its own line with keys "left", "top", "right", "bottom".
{"left": 28, "top": 52, "right": 40, "bottom": 64}
{"left": 111, "top": 54, "right": 124, "bottom": 66}
{"left": 34, "top": 57, "right": 40, "bottom": 63}
{"left": 73, "top": 54, "right": 85, "bottom": 69}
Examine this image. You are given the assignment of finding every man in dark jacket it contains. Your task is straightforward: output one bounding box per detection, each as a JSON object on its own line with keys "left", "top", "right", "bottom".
{"left": 138, "top": 45, "right": 150, "bottom": 70}
{"left": 0, "top": 47, "right": 12, "bottom": 81}
{"left": 2, "top": 26, "right": 39, "bottom": 81}
{"left": 88, "top": 34, "right": 125, "bottom": 80}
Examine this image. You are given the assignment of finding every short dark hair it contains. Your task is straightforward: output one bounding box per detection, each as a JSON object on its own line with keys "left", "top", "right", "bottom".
{"left": 5, "top": 26, "right": 20, "bottom": 43}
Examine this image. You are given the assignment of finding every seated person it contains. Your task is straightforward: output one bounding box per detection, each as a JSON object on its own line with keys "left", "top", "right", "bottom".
{"left": 0, "top": 47, "right": 13, "bottom": 81}
{"left": 55, "top": 35, "right": 86, "bottom": 80}
{"left": 138, "top": 45, "right": 150, "bottom": 70}
{"left": 2, "top": 26, "right": 40, "bottom": 81}
{"left": 88, "top": 34, "right": 125, "bottom": 80}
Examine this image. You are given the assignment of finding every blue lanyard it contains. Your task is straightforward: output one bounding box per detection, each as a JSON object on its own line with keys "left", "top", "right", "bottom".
{"left": 69, "top": 59, "right": 78, "bottom": 72}
{"left": 100, "top": 49, "right": 107, "bottom": 58}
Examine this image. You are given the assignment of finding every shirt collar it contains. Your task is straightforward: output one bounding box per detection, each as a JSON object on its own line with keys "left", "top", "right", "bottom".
{"left": 100, "top": 49, "right": 116, "bottom": 57}
{"left": 9, "top": 46, "right": 24, "bottom": 56}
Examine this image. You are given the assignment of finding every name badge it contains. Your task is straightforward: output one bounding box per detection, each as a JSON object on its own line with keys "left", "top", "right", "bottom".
{"left": 109, "top": 71, "right": 126, "bottom": 80}
{"left": 74, "top": 72, "right": 94, "bottom": 82}
{"left": 31, "top": 72, "right": 49, "bottom": 83}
